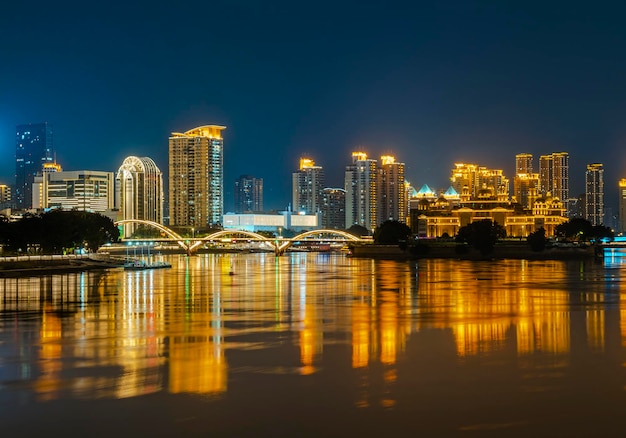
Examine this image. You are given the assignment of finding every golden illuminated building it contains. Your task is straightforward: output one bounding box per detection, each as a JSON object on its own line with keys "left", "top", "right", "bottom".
{"left": 450, "top": 163, "right": 509, "bottom": 202}
{"left": 619, "top": 179, "right": 626, "bottom": 233}
{"left": 585, "top": 163, "right": 604, "bottom": 226}
{"left": 292, "top": 157, "right": 325, "bottom": 214}
{"left": 539, "top": 152, "right": 569, "bottom": 206}
{"left": 378, "top": 155, "right": 406, "bottom": 224}
{"left": 345, "top": 151, "right": 378, "bottom": 231}
{"left": 169, "top": 125, "right": 226, "bottom": 227}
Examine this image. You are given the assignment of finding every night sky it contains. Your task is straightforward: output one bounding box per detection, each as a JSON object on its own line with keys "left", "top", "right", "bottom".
{"left": 2, "top": 1, "right": 626, "bottom": 214}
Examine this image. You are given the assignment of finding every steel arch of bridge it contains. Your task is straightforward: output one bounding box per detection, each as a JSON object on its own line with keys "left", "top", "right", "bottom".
{"left": 115, "top": 219, "right": 365, "bottom": 255}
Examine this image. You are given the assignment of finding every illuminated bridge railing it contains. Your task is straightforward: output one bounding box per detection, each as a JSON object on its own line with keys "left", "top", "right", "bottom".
{"left": 114, "top": 220, "right": 368, "bottom": 255}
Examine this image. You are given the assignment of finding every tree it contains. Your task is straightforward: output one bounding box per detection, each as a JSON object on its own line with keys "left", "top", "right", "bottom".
{"left": 527, "top": 227, "right": 546, "bottom": 252}
{"left": 346, "top": 224, "right": 369, "bottom": 237}
{"left": 554, "top": 218, "right": 593, "bottom": 241}
{"left": 373, "top": 220, "right": 412, "bottom": 245}
{"left": 456, "top": 220, "right": 506, "bottom": 256}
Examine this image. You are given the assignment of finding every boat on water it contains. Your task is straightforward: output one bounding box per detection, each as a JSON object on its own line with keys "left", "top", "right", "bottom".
{"left": 124, "top": 260, "right": 172, "bottom": 271}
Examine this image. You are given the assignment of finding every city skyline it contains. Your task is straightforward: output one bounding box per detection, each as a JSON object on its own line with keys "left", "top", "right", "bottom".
{"left": 1, "top": 2, "right": 626, "bottom": 212}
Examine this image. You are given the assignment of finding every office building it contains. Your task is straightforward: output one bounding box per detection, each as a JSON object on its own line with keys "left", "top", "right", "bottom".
{"left": 116, "top": 156, "right": 164, "bottom": 236}
{"left": 169, "top": 125, "right": 225, "bottom": 228}
{"left": 234, "top": 175, "right": 263, "bottom": 213}
{"left": 321, "top": 188, "right": 345, "bottom": 229}
{"left": 15, "top": 122, "right": 54, "bottom": 209}
{"left": 33, "top": 170, "right": 115, "bottom": 212}
{"left": 585, "top": 163, "right": 604, "bottom": 226}
{"left": 345, "top": 152, "right": 378, "bottom": 231}
{"left": 378, "top": 155, "right": 406, "bottom": 223}
{"left": 292, "top": 158, "right": 325, "bottom": 214}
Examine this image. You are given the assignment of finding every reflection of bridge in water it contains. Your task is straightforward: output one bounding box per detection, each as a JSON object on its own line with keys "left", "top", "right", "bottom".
{"left": 115, "top": 219, "right": 370, "bottom": 255}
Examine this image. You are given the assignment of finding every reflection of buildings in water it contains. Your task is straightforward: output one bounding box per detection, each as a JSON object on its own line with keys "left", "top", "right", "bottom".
{"left": 417, "top": 260, "right": 573, "bottom": 358}
{"left": 168, "top": 336, "right": 226, "bottom": 395}
{"left": 350, "top": 260, "right": 414, "bottom": 409}
{"left": 35, "top": 306, "right": 63, "bottom": 401}
{"left": 586, "top": 303, "right": 605, "bottom": 352}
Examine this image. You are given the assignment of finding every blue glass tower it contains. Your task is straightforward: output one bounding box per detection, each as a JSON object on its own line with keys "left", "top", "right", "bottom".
{"left": 15, "top": 122, "right": 54, "bottom": 209}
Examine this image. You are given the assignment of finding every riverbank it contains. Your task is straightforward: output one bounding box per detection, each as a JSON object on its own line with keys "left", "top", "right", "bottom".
{"left": 348, "top": 240, "right": 600, "bottom": 261}
{"left": 0, "top": 254, "right": 126, "bottom": 277}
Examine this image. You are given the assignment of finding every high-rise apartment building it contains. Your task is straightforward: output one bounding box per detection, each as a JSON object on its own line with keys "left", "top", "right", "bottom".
{"left": 378, "top": 155, "right": 406, "bottom": 223}
{"left": 515, "top": 153, "right": 533, "bottom": 175}
{"left": 234, "top": 175, "right": 263, "bottom": 213}
{"left": 619, "top": 179, "right": 626, "bottom": 233}
{"left": 15, "top": 122, "right": 54, "bottom": 209}
{"left": 585, "top": 163, "right": 604, "bottom": 226}
{"left": 514, "top": 153, "right": 539, "bottom": 210}
{"left": 450, "top": 163, "right": 509, "bottom": 201}
{"left": 539, "top": 152, "right": 569, "bottom": 205}
{"left": 292, "top": 158, "right": 325, "bottom": 214}
{"left": 321, "top": 188, "right": 346, "bottom": 229}
{"left": 345, "top": 152, "right": 378, "bottom": 231}
{"left": 169, "top": 125, "right": 225, "bottom": 228}
{"left": 116, "top": 156, "right": 164, "bottom": 236}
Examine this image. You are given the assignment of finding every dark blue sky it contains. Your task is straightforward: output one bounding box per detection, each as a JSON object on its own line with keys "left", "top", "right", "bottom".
{"left": 1, "top": 1, "right": 626, "bottom": 213}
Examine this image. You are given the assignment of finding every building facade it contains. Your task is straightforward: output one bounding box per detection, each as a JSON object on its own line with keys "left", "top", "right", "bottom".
{"left": 234, "top": 175, "right": 263, "bottom": 213}
{"left": 15, "top": 122, "right": 54, "bottom": 210}
{"left": 116, "top": 156, "right": 164, "bottom": 236}
{"left": 378, "top": 155, "right": 406, "bottom": 223}
{"left": 345, "top": 152, "right": 378, "bottom": 232}
{"left": 515, "top": 153, "right": 533, "bottom": 175}
{"left": 292, "top": 158, "right": 325, "bottom": 214}
{"left": 450, "top": 163, "right": 509, "bottom": 202}
{"left": 169, "top": 125, "right": 225, "bottom": 228}
{"left": 585, "top": 163, "right": 604, "bottom": 226}
{"left": 539, "top": 152, "right": 569, "bottom": 205}
{"left": 321, "top": 188, "right": 346, "bottom": 229}
{"left": 33, "top": 170, "right": 115, "bottom": 212}
{"left": 619, "top": 179, "right": 626, "bottom": 234}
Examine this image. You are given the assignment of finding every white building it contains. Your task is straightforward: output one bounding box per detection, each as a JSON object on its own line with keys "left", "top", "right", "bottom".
{"left": 223, "top": 211, "right": 319, "bottom": 233}
{"left": 33, "top": 170, "right": 115, "bottom": 213}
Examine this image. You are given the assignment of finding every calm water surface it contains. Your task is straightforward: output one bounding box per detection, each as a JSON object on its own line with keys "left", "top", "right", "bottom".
{"left": 2, "top": 252, "right": 626, "bottom": 437}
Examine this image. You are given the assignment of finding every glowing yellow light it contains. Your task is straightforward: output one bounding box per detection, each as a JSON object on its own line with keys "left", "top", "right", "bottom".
{"left": 299, "top": 158, "right": 316, "bottom": 169}
{"left": 381, "top": 155, "right": 396, "bottom": 165}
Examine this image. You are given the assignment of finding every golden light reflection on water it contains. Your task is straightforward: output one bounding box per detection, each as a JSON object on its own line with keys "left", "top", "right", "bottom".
{"left": 0, "top": 253, "right": 625, "bottom": 407}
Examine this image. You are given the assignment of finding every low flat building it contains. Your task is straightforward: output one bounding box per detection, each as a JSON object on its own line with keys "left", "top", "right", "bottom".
{"left": 223, "top": 211, "right": 319, "bottom": 234}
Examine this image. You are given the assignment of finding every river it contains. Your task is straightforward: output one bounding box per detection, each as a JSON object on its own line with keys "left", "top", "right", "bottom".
{"left": 2, "top": 251, "right": 626, "bottom": 437}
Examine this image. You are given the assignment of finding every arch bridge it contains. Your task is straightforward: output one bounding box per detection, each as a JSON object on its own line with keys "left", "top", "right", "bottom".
{"left": 114, "top": 220, "right": 368, "bottom": 255}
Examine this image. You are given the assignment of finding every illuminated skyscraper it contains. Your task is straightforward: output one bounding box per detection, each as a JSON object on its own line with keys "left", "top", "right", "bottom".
{"left": 15, "top": 122, "right": 54, "bottom": 209}
{"left": 514, "top": 153, "right": 539, "bottom": 209}
{"left": 585, "top": 163, "right": 604, "bottom": 226}
{"left": 450, "top": 163, "right": 509, "bottom": 201}
{"left": 234, "top": 175, "right": 263, "bottom": 213}
{"left": 116, "top": 156, "right": 164, "bottom": 236}
{"left": 345, "top": 152, "right": 378, "bottom": 231}
{"left": 619, "top": 179, "right": 626, "bottom": 233}
{"left": 321, "top": 188, "right": 345, "bottom": 229}
{"left": 292, "top": 158, "right": 325, "bottom": 214}
{"left": 539, "top": 152, "right": 569, "bottom": 205}
{"left": 169, "top": 125, "right": 225, "bottom": 227}
{"left": 516, "top": 153, "right": 533, "bottom": 175}
{"left": 378, "top": 155, "right": 406, "bottom": 223}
